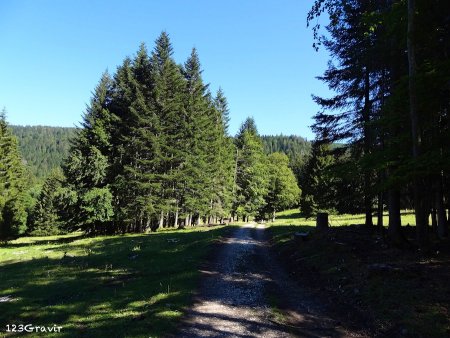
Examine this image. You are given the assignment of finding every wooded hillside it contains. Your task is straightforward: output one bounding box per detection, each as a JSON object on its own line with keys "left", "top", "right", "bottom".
{"left": 261, "top": 135, "right": 311, "bottom": 163}
{"left": 10, "top": 125, "right": 75, "bottom": 178}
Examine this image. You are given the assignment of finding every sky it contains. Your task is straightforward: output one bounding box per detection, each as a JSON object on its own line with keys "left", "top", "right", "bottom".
{"left": 0, "top": 0, "right": 331, "bottom": 140}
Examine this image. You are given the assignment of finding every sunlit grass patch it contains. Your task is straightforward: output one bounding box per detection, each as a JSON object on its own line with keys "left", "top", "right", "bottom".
{"left": 0, "top": 225, "right": 231, "bottom": 337}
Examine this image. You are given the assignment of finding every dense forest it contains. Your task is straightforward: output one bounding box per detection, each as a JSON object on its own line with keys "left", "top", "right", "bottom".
{"left": 0, "top": 33, "right": 301, "bottom": 239}
{"left": 301, "top": 0, "right": 450, "bottom": 247}
{"left": 10, "top": 126, "right": 75, "bottom": 179}
{"left": 10, "top": 126, "right": 311, "bottom": 182}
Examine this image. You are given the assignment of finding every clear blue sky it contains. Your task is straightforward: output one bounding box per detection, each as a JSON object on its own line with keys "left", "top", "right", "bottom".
{"left": 0, "top": 0, "right": 330, "bottom": 139}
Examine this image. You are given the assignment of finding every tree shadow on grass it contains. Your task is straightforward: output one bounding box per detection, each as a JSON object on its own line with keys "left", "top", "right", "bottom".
{"left": 0, "top": 233, "right": 86, "bottom": 248}
{"left": 275, "top": 211, "right": 304, "bottom": 220}
{"left": 0, "top": 227, "right": 228, "bottom": 337}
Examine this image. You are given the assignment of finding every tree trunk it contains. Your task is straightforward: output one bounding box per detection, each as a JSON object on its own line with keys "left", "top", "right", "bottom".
{"left": 435, "top": 177, "right": 448, "bottom": 238}
{"left": 407, "top": 0, "right": 428, "bottom": 248}
{"left": 174, "top": 209, "right": 179, "bottom": 228}
{"left": 363, "top": 67, "right": 373, "bottom": 227}
{"left": 377, "top": 192, "right": 384, "bottom": 228}
{"left": 272, "top": 210, "right": 276, "bottom": 222}
{"left": 316, "top": 212, "right": 329, "bottom": 232}
{"left": 158, "top": 211, "right": 164, "bottom": 230}
{"left": 431, "top": 207, "right": 437, "bottom": 234}
{"left": 388, "top": 188, "right": 404, "bottom": 245}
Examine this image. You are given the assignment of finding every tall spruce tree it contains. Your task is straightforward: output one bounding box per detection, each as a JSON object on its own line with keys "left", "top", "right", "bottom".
{"left": 234, "top": 118, "right": 269, "bottom": 221}
{"left": 212, "top": 89, "right": 235, "bottom": 222}
{"left": 117, "top": 44, "right": 161, "bottom": 232}
{"left": 150, "top": 32, "right": 187, "bottom": 228}
{"left": 0, "top": 110, "right": 27, "bottom": 240}
{"left": 63, "top": 72, "right": 114, "bottom": 234}
{"left": 180, "top": 48, "right": 214, "bottom": 225}
{"left": 299, "top": 140, "right": 336, "bottom": 218}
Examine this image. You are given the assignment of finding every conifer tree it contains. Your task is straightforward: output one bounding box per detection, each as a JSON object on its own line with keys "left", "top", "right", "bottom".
{"left": 234, "top": 118, "right": 269, "bottom": 221}
{"left": 28, "top": 168, "right": 66, "bottom": 236}
{"left": 181, "top": 48, "right": 230, "bottom": 225}
{"left": 212, "top": 89, "right": 235, "bottom": 222}
{"left": 63, "top": 73, "right": 114, "bottom": 234}
{"left": 120, "top": 43, "right": 161, "bottom": 232}
{"left": 0, "top": 110, "right": 27, "bottom": 240}
{"left": 150, "top": 32, "right": 187, "bottom": 228}
{"left": 299, "top": 140, "right": 335, "bottom": 218}
{"left": 263, "top": 152, "right": 301, "bottom": 221}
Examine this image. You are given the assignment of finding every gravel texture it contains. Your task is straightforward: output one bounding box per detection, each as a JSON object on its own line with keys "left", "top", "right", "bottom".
{"left": 176, "top": 224, "right": 368, "bottom": 337}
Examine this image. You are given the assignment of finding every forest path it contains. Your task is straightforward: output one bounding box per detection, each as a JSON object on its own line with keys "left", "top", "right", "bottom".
{"left": 175, "top": 223, "right": 367, "bottom": 338}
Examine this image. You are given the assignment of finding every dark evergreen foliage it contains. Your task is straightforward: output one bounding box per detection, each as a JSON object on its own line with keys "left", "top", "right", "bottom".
{"left": 58, "top": 33, "right": 245, "bottom": 233}
{"left": 0, "top": 110, "right": 28, "bottom": 240}
{"left": 308, "top": 0, "right": 450, "bottom": 245}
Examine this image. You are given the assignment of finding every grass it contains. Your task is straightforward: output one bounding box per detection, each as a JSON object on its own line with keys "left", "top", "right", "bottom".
{"left": 0, "top": 225, "right": 232, "bottom": 337}
{"left": 273, "top": 208, "right": 417, "bottom": 227}
{"left": 268, "top": 209, "right": 450, "bottom": 337}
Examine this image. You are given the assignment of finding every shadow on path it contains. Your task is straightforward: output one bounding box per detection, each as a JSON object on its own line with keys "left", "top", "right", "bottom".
{"left": 176, "top": 224, "right": 368, "bottom": 338}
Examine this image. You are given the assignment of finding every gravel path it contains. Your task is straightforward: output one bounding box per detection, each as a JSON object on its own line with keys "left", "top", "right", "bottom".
{"left": 176, "top": 224, "right": 368, "bottom": 338}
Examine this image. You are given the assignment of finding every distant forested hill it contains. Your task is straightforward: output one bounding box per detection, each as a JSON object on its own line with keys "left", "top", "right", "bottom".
{"left": 261, "top": 135, "right": 311, "bottom": 163}
{"left": 10, "top": 126, "right": 311, "bottom": 179}
{"left": 11, "top": 125, "right": 75, "bottom": 179}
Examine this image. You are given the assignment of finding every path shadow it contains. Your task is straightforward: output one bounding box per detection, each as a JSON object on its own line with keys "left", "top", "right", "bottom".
{"left": 175, "top": 224, "right": 362, "bottom": 338}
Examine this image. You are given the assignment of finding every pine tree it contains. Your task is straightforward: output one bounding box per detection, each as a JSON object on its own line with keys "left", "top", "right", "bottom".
{"left": 0, "top": 110, "right": 27, "bottom": 240}
{"left": 215, "top": 88, "right": 230, "bottom": 134}
{"left": 299, "top": 140, "right": 336, "bottom": 218}
{"left": 120, "top": 43, "right": 162, "bottom": 232}
{"left": 212, "top": 89, "right": 235, "bottom": 222}
{"left": 150, "top": 32, "right": 188, "bottom": 228}
{"left": 181, "top": 48, "right": 231, "bottom": 225}
{"left": 234, "top": 118, "right": 269, "bottom": 221}
{"left": 28, "top": 168, "right": 66, "bottom": 236}
{"left": 262, "top": 152, "right": 301, "bottom": 221}
{"left": 63, "top": 73, "right": 114, "bottom": 234}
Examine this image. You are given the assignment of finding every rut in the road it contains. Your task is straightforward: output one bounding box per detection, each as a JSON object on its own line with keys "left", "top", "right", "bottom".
{"left": 176, "top": 224, "right": 368, "bottom": 338}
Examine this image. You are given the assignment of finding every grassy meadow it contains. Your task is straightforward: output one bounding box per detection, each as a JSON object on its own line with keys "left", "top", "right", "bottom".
{"left": 0, "top": 225, "right": 231, "bottom": 337}
{"left": 272, "top": 209, "right": 416, "bottom": 227}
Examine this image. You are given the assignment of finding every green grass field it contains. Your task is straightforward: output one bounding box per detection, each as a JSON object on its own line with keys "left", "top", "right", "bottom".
{"left": 273, "top": 209, "right": 417, "bottom": 227}
{"left": 0, "top": 226, "right": 231, "bottom": 337}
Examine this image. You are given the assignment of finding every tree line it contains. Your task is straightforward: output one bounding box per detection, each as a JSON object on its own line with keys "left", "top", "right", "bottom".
{"left": 0, "top": 32, "right": 300, "bottom": 239}
{"left": 302, "top": 0, "right": 450, "bottom": 247}
{"left": 10, "top": 127, "right": 311, "bottom": 183}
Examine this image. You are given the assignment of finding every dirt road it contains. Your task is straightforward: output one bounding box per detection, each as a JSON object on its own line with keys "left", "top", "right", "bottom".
{"left": 176, "top": 223, "right": 368, "bottom": 337}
